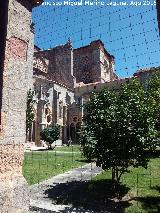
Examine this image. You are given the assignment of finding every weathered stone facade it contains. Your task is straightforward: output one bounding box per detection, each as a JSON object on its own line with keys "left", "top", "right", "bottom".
{"left": 0, "top": 0, "right": 43, "bottom": 211}
{"left": 0, "top": 0, "right": 34, "bottom": 143}
{"left": 31, "top": 40, "right": 117, "bottom": 145}
{"left": 75, "top": 67, "right": 160, "bottom": 98}
{"left": 73, "top": 40, "right": 118, "bottom": 84}
{"left": 34, "top": 41, "right": 75, "bottom": 90}
{"left": 31, "top": 38, "right": 160, "bottom": 147}
{"left": 31, "top": 77, "right": 75, "bottom": 145}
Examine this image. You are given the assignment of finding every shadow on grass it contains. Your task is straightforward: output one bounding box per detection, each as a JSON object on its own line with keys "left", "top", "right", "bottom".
{"left": 44, "top": 179, "right": 131, "bottom": 212}
{"left": 136, "top": 185, "right": 160, "bottom": 213}
{"left": 144, "top": 150, "right": 160, "bottom": 158}
{"left": 136, "top": 197, "right": 160, "bottom": 213}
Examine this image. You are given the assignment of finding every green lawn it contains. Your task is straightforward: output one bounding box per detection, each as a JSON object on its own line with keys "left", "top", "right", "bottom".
{"left": 23, "top": 150, "right": 84, "bottom": 185}
{"left": 23, "top": 149, "right": 160, "bottom": 212}
{"left": 53, "top": 157, "right": 160, "bottom": 213}
{"left": 54, "top": 144, "right": 81, "bottom": 152}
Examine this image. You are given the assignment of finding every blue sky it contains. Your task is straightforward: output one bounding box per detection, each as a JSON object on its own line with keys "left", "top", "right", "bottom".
{"left": 32, "top": 0, "right": 160, "bottom": 78}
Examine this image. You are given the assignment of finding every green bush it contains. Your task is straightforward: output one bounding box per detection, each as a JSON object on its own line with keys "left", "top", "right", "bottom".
{"left": 80, "top": 78, "right": 159, "bottom": 183}
{"left": 40, "top": 124, "right": 60, "bottom": 149}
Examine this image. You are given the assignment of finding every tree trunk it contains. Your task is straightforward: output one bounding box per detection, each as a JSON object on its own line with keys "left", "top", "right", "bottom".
{"left": 116, "top": 168, "right": 119, "bottom": 183}
{"left": 112, "top": 167, "right": 116, "bottom": 182}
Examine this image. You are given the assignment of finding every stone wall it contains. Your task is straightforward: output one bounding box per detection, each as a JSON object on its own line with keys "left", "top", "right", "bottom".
{"left": 74, "top": 77, "right": 133, "bottom": 97}
{"left": 34, "top": 41, "right": 74, "bottom": 90}
{"left": 73, "top": 40, "right": 117, "bottom": 84}
{"left": 0, "top": 1, "right": 9, "bottom": 122}
{"left": 33, "top": 40, "right": 118, "bottom": 144}
{"left": 0, "top": 144, "right": 29, "bottom": 212}
{"left": 0, "top": 0, "right": 34, "bottom": 143}
{"left": 0, "top": 144, "right": 24, "bottom": 179}
{"left": 32, "top": 76, "right": 75, "bottom": 145}
{"left": 34, "top": 39, "right": 117, "bottom": 89}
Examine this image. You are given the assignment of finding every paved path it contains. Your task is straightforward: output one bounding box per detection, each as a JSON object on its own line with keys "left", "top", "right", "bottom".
{"left": 29, "top": 163, "right": 103, "bottom": 213}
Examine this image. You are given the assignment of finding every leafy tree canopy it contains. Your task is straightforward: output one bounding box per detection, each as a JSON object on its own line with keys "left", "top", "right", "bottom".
{"left": 147, "top": 72, "right": 160, "bottom": 132}
{"left": 79, "top": 76, "right": 160, "bottom": 183}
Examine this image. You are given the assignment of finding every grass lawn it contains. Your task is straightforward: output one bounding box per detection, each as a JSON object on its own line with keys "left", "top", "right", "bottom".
{"left": 54, "top": 144, "right": 81, "bottom": 152}
{"left": 23, "top": 150, "right": 84, "bottom": 185}
{"left": 52, "top": 157, "right": 160, "bottom": 213}
{"left": 23, "top": 147, "right": 160, "bottom": 212}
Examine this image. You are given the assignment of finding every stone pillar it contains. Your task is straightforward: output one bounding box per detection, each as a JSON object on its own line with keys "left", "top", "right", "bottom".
{"left": 62, "top": 105, "right": 68, "bottom": 143}
{"left": 53, "top": 88, "right": 58, "bottom": 123}
{"left": 35, "top": 100, "right": 43, "bottom": 146}
{"left": 0, "top": 0, "right": 43, "bottom": 212}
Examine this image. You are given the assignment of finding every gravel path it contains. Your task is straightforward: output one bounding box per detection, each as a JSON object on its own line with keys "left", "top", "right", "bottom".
{"left": 29, "top": 163, "right": 103, "bottom": 213}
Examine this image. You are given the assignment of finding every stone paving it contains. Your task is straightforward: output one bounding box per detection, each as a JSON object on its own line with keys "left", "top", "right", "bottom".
{"left": 29, "top": 163, "right": 103, "bottom": 213}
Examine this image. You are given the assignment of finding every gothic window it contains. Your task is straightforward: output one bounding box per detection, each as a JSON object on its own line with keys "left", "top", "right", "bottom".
{"left": 70, "top": 123, "right": 76, "bottom": 142}
{"left": 45, "top": 107, "right": 50, "bottom": 115}
{"left": 47, "top": 115, "right": 51, "bottom": 123}
{"left": 44, "top": 105, "right": 52, "bottom": 125}
{"left": 59, "top": 101, "right": 63, "bottom": 118}
{"left": 104, "top": 60, "right": 110, "bottom": 73}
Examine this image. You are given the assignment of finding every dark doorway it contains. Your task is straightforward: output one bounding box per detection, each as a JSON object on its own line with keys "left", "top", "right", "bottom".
{"left": 70, "top": 123, "right": 76, "bottom": 143}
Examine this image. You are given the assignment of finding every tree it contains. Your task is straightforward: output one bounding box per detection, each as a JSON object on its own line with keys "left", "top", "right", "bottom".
{"left": 147, "top": 72, "right": 160, "bottom": 134}
{"left": 79, "top": 79, "right": 158, "bottom": 183}
{"left": 40, "top": 123, "right": 60, "bottom": 149}
{"left": 26, "top": 89, "right": 35, "bottom": 137}
{"left": 79, "top": 125, "right": 97, "bottom": 161}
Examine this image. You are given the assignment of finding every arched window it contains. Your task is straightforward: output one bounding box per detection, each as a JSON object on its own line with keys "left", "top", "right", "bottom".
{"left": 59, "top": 101, "right": 63, "bottom": 118}
{"left": 44, "top": 105, "right": 52, "bottom": 125}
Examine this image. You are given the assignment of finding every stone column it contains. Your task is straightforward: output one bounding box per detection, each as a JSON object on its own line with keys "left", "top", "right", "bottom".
{"left": 0, "top": 0, "right": 43, "bottom": 212}
{"left": 62, "top": 105, "right": 68, "bottom": 143}
{"left": 35, "top": 100, "right": 43, "bottom": 146}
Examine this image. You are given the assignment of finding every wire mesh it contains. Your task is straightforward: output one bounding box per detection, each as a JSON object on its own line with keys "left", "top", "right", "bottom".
{"left": 26, "top": 0, "right": 160, "bottom": 212}
{"left": 33, "top": 0, "right": 160, "bottom": 77}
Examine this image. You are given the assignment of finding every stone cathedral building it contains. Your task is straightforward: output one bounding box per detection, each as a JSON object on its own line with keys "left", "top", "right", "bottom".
{"left": 31, "top": 39, "right": 118, "bottom": 145}
{"left": 28, "top": 0, "right": 160, "bottom": 147}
